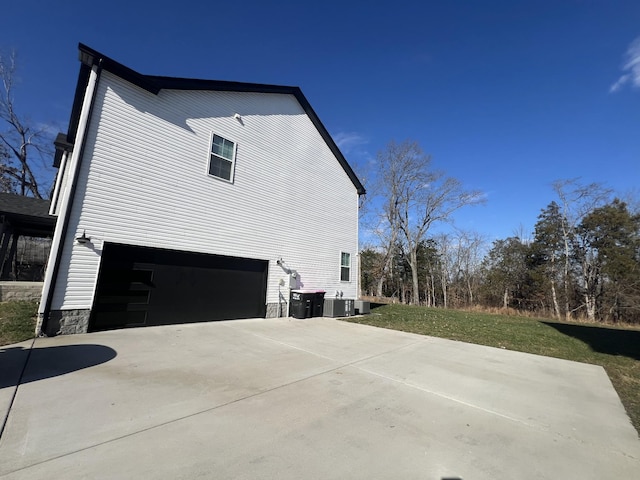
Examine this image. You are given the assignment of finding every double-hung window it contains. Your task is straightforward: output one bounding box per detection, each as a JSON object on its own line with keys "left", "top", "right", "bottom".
{"left": 340, "top": 252, "right": 351, "bottom": 282}
{"left": 208, "top": 134, "right": 236, "bottom": 182}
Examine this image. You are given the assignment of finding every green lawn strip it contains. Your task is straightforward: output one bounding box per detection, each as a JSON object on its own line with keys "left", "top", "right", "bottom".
{"left": 344, "top": 304, "right": 640, "bottom": 435}
{"left": 0, "top": 301, "right": 38, "bottom": 346}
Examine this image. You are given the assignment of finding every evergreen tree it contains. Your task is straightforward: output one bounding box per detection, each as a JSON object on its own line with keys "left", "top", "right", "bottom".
{"left": 577, "top": 199, "right": 640, "bottom": 322}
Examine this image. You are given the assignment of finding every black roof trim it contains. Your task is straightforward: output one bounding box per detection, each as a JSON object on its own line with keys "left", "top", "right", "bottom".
{"left": 146, "top": 75, "right": 302, "bottom": 95}
{"left": 61, "top": 62, "right": 92, "bottom": 162}
{"left": 78, "top": 43, "right": 160, "bottom": 94}
{"left": 74, "top": 44, "right": 365, "bottom": 195}
{"left": 53, "top": 132, "right": 73, "bottom": 168}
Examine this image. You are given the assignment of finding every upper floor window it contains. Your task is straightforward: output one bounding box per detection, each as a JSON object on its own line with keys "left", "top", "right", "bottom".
{"left": 208, "top": 134, "right": 236, "bottom": 182}
{"left": 340, "top": 252, "right": 351, "bottom": 282}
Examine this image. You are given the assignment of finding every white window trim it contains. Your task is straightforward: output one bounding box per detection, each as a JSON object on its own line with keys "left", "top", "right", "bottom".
{"left": 340, "top": 251, "right": 351, "bottom": 282}
{"left": 207, "top": 133, "right": 237, "bottom": 183}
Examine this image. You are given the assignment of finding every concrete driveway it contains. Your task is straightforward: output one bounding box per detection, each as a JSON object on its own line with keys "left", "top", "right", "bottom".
{"left": 1, "top": 317, "right": 638, "bottom": 479}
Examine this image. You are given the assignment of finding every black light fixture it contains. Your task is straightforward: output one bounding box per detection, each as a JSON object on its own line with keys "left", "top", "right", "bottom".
{"left": 76, "top": 230, "right": 91, "bottom": 244}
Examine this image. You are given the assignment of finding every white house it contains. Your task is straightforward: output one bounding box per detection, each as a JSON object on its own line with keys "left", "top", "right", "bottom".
{"left": 37, "top": 44, "right": 364, "bottom": 336}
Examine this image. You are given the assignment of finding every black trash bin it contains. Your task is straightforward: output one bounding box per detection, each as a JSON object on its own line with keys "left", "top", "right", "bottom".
{"left": 290, "top": 290, "right": 314, "bottom": 318}
{"left": 313, "top": 291, "right": 325, "bottom": 317}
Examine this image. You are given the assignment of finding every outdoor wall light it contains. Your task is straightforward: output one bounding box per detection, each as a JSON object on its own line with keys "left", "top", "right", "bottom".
{"left": 276, "top": 258, "right": 293, "bottom": 275}
{"left": 76, "top": 230, "right": 91, "bottom": 244}
{"left": 233, "top": 113, "right": 244, "bottom": 126}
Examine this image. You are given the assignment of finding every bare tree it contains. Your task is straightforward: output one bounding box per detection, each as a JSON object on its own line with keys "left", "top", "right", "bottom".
{"left": 373, "top": 222, "right": 399, "bottom": 298}
{"left": 363, "top": 144, "right": 402, "bottom": 298}
{"left": 0, "top": 50, "right": 52, "bottom": 198}
{"left": 450, "top": 230, "right": 486, "bottom": 307}
{"left": 552, "top": 179, "right": 612, "bottom": 321}
{"left": 376, "top": 140, "right": 484, "bottom": 305}
{"left": 0, "top": 143, "right": 14, "bottom": 192}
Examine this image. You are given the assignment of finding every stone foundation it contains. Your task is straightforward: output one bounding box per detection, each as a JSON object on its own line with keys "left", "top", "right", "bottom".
{"left": 42, "top": 304, "right": 289, "bottom": 335}
{"left": 265, "top": 302, "right": 287, "bottom": 318}
{"left": 0, "top": 282, "right": 44, "bottom": 302}
{"left": 45, "top": 309, "right": 91, "bottom": 336}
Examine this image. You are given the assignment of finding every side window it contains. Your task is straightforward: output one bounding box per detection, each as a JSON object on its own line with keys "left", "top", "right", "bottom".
{"left": 208, "top": 134, "right": 236, "bottom": 182}
{"left": 340, "top": 252, "right": 351, "bottom": 282}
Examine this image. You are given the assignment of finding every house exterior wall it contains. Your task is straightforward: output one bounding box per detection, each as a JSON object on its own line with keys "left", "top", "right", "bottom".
{"left": 49, "top": 71, "right": 359, "bottom": 323}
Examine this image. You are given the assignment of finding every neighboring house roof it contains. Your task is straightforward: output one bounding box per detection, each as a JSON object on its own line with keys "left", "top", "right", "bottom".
{"left": 0, "top": 192, "right": 55, "bottom": 236}
{"left": 0, "top": 193, "right": 52, "bottom": 220}
{"left": 56, "top": 43, "right": 365, "bottom": 195}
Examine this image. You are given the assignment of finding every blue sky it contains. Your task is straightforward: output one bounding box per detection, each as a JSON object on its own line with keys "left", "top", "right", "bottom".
{"left": 2, "top": 0, "right": 639, "bottom": 243}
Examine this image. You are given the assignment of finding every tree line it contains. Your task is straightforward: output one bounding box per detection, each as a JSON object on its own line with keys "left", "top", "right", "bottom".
{"left": 360, "top": 141, "right": 640, "bottom": 324}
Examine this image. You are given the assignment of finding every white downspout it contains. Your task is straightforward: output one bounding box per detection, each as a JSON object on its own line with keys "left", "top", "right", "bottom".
{"left": 48, "top": 150, "right": 69, "bottom": 216}
{"left": 36, "top": 64, "right": 100, "bottom": 334}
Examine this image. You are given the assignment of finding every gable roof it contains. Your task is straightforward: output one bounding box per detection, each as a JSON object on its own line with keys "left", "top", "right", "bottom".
{"left": 59, "top": 43, "right": 365, "bottom": 195}
{"left": 0, "top": 192, "right": 52, "bottom": 220}
{"left": 0, "top": 192, "right": 55, "bottom": 236}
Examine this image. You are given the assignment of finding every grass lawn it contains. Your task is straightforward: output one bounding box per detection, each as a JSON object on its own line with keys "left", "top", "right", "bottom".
{"left": 344, "top": 303, "right": 640, "bottom": 435}
{"left": 0, "top": 301, "right": 37, "bottom": 346}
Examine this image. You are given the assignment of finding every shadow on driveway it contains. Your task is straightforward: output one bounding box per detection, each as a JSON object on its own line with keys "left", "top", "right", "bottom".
{"left": 542, "top": 322, "right": 640, "bottom": 361}
{"left": 0, "top": 344, "right": 117, "bottom": 388}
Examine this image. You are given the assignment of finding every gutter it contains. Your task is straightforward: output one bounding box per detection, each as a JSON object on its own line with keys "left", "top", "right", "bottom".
{"left": 36, "top": 61, "right": 101, "bottom": 335}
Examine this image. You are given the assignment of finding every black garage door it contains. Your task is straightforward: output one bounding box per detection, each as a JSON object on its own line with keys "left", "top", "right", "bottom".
{"left": 90, "top": 243, "right": 268, "bottom": 332}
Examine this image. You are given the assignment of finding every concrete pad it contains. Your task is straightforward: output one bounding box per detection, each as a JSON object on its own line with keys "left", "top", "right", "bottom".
{"left": 0, "top": 340, "right": 34, "bottom": 433}
{"left": 0, "top": 317, "right": 638, "bottom": 479}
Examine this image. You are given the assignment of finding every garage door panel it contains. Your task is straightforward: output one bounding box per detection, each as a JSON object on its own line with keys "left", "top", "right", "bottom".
{"left": 145, "top": 265, "right": 266, "bottom": 324}
{"left": 90, "top": 244, "right": 267, "bottom": 332}
{"left": 91, "top": 310, "right": 148, "bottom": 331}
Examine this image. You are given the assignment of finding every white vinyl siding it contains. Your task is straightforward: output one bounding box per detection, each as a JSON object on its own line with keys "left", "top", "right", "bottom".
{"left": 51, "top": 71, "right": 359, "bottom": 311}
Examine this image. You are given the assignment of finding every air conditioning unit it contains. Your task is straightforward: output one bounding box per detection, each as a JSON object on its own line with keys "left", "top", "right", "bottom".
{"left": 354, "top": 300, "right": 370, "bottom": 315}
{"left": 323, "top": 298, "right": 355, "bottom": 317}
